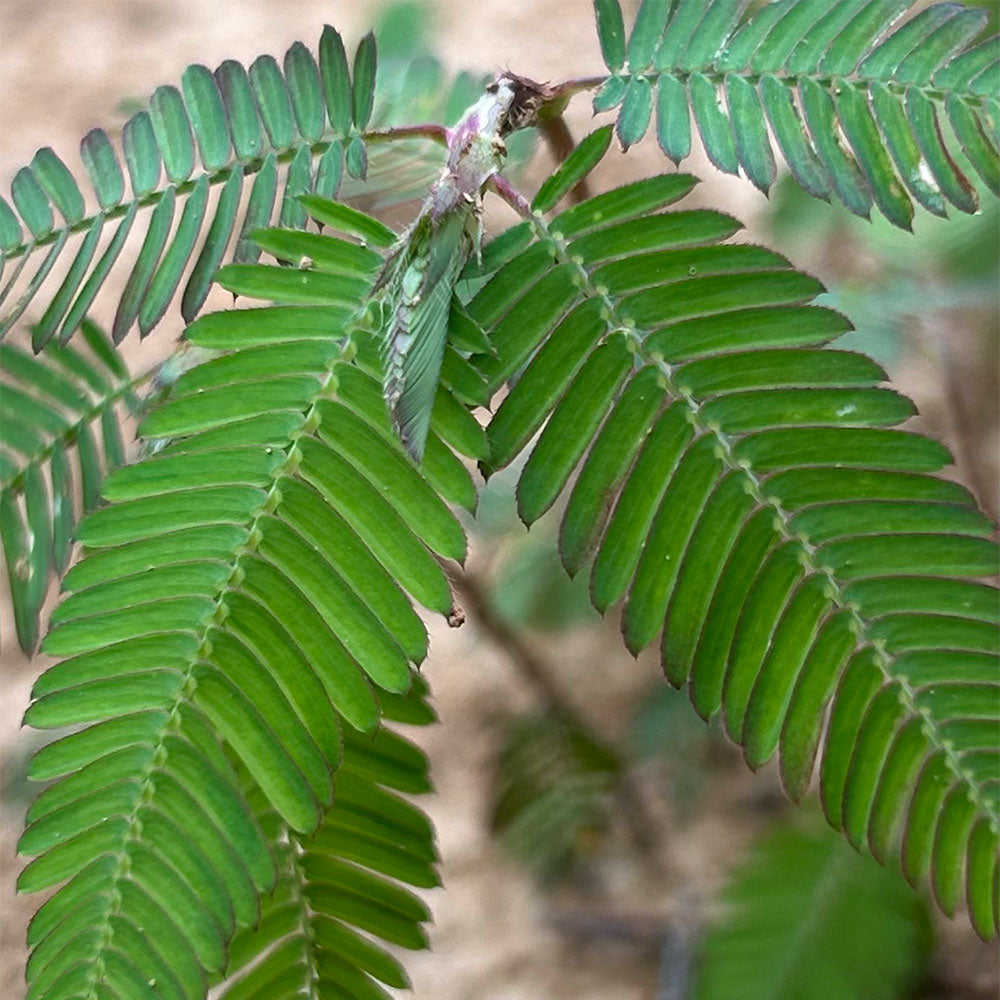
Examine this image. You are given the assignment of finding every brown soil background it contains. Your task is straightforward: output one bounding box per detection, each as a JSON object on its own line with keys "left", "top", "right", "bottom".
{"left": 1, "top": 2, "right": 997, "bottom": 999}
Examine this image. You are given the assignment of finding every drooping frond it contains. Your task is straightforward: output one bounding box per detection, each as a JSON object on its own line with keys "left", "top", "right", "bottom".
{"left": 1, "top": 319, "right": 138, "bottom": 652}
{"left": 18, "top": 200, "right": 472, "bottom": 997}
{"left": 0, "top": 22, "right": 508, "bottom": 351}
{"left": 214, "top": 681, "right": 437, "bottom": 1000}
{"left": 469, "top": 173, "right": 999, "bottom": 937}
{"left": 692, "top": 818, "right": 932, "bottom": 1000}
{"left": 591, "top": 0, "right": 1000, "bottom": 228}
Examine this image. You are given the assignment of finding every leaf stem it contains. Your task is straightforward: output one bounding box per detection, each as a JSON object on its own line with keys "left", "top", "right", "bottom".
{"left": 549, "top": 76, "right": 607, "bottom": 100}
{"left": 489, "top": 174, "right": 533, "bottom": 217}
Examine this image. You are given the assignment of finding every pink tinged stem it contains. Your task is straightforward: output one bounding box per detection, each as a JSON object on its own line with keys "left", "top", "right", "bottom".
{"left": 490, "top": 174, "right": 533, "bottom": 218}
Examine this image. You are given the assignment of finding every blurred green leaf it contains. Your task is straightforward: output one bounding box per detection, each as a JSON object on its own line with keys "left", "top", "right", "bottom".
{"left": 491, "top": 535, "right": 600, "bottom": 631}
{"left": 693, "top": 815, "right": 933, "bottom": 1000}
{"left": 492, "top": 711, "right": 621, "bottom": 883}
{"left": 375, "top": 1, "right": 430, "bottom": 62}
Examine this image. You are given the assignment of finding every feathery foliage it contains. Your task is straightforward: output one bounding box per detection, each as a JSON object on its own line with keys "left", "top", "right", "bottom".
{"left": 212, "top": 684, "right": 437, "bottom": 1000}
{"left": 468, "top": 163, "right": 999, "bottom": 940}
{"left": 492, "top": 710, "right": 621, "bottom": 883}
{"left": 592, "top": 0, "right": 1000, "bottom": 228}
{"left": 5, "top": 2, "right": 1000, "bottom": 997}
{"left": 0, "top": 19, "right": 507, "bottom": 353}
{"left": 18, "top": 198, "right": 467, "bottom": 999}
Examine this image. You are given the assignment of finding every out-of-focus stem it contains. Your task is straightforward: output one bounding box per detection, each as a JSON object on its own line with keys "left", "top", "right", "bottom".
{"left": 449, "top": 566, "right": 665, "bottom": 866}
{"left": 490, "top": 174, "right": 533, "bottom": 217}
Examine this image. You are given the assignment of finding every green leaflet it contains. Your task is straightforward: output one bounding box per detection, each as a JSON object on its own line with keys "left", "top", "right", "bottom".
{"left": 299, "top": 195, "right": 396, "bottom": 247}
{"left": 617, "top": 76, "right": 653, "bottom": 151}
{"left": 149, "top": 85, "right": 196, "bottom": 184}
{"left": 655, "top": 0, "right": 710, "bottom": 71}
{"left": 11, "top": 167, "right": 52, "bottom": 239}
{"left": 122, "top": 110, "right": 161, "bottom": 197}
{"left": 31, "top": 215, "right": 103, "bottom": 350}
{"left": 594, "top": 0, "right": 627, "bottom": 72}
{"left": 31, "top": 147, "right": 85, "bottom": 227}
{"left": 517, "top": 334, "right": 633, "bottom": 525}
{"left": 487, "top": 298, "right": 608, "bottom": 471}
{"left": 725, "top": 74, "right": 776, "bottom": 192}
{"left": 689, "top": 72, "right": 739, "bottom": 175}
{"left": 656, "top": 75, "right": 691, "bottom": 164}
{"left": 113, "top": 185, "right": 176, "bottom": 342}
{"left": 183, "top": 164, "right": 244, "bottom": 321}
{"left": 249, "top": 54, "right": 296, "bottom": 150}
{"left": 836, "top": 82, "right": 913, "bottom": 229}
{"left": 215, "top": 60, "right": 264, "bottom": 161}
{"left": 319, "top": 25, "right": 353, "bottom": 137}
{"left": 139, "top": 173, "right": 210, "bottom": 334}
{"left": 314, "top": 402, "right": 467, "bottom": 561}
{"left": 278, "top": 143, "right": 312, "bottom": 230}
{"left": 182, "top": 64, "right": 232, "bottom": 171}
{"left": 560, "top": 364, "right": 667, "bottom": 575}
{"left": 352, "top": 32, "right": 378, "bottom": 131}
{"left": 628, "top": 0, "right": 671, "bottom": 72}
{"left": 193, "top": 662, "right": 322, "bottom": 833}
{"left": 60, "top": 203, "right": 137, "bottom": 342}
{"left": 215, "top": 262, "right": 369, "bottom": 305}
{"left": 0, "top": 195, "right": 22, "bottom": 251}
{"left": 0, "top": 231, "right": 68, "bottom": 336}
{"left": 533, "top": 125, "right": 613, "bottom": 212}
{"left": 284, "top": 42, "right": 326, "bottom": 143}
{"left": 256, "top": 515, "right": 413, "bottom": 694}
{"left": 298, "top": 437, "right": 454, "bottom": 614}
{"left": 344, "top": 133, "right": 369, "bottom": 180}
{"left": 593, "top": 74, "right": 627, "bottom": 113}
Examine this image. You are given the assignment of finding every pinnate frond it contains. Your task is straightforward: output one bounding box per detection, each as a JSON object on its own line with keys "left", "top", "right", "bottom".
{"left": 1, "top": 319, "right": 137, "bottom": 652}
{"left": 470, "top": 172, "right": 999, "bottom": 937}
{"left": 492, "top": 710, "right": 621, "bottom": 883}
{"left": 592, "top": 0, "right": 1000, "bottom": 228}
{"left": 18, "top": 200, "right": 469, "bottom": 997}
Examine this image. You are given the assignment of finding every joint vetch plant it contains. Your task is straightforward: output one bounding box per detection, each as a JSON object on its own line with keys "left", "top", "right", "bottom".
{"left": 2, "top": 1, "right": 998, "bottom": 997}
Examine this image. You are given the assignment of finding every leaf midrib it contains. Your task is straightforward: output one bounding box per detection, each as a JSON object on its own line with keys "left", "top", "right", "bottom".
{"left": 599, "top": 65, "right": 990, "bottom": 107}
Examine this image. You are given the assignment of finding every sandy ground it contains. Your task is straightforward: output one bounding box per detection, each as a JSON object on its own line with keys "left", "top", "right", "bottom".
{"left": 1, "top": 2, "right": 998, "bottom": 999}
